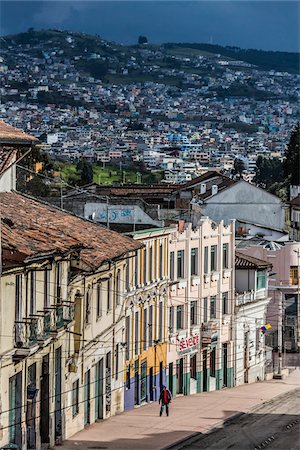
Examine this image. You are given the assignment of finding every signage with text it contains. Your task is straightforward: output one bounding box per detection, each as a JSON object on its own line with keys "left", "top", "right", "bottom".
{"left": 178, "top": 335, "right": 199, "bottom": 356}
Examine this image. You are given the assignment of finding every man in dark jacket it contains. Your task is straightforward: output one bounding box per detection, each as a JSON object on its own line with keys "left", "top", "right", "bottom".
{"left": 159, "top": 385, "right": 172, "bottom": 416}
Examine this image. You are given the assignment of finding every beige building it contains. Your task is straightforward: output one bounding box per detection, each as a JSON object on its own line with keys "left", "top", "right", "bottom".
{"left": 166, "top": 218, "right": 235, "bottom": 396}
{"left": 0, "top": 191, "right": 139, "bottom": 449}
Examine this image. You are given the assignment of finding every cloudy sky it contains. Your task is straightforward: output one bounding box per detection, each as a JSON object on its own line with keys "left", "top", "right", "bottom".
{"left": 1, "top": 1, "right": 299, "bottom": 52}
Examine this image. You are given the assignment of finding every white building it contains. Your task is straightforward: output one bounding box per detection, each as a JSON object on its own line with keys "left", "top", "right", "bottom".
{"left": 234, "top": 251, "right": 272, "bottom": 385}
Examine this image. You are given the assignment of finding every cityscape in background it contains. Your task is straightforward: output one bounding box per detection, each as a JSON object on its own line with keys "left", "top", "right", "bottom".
{"left": 0, "top": 3, "right": 299, "bottom": 449}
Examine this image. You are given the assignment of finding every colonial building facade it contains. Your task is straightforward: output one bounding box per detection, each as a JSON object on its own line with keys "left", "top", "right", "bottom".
{"left": 167, "top": 218, "right": 235, "bottom": 396}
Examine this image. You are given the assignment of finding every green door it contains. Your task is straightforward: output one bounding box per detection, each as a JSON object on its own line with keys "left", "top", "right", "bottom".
{"left": 140, "top": 360, "right": 147, "bottom": 403}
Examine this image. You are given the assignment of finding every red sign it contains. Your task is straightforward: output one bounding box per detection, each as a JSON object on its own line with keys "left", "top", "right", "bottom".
{"left": 178, "top": 335, "right": 199, "bottom": 355}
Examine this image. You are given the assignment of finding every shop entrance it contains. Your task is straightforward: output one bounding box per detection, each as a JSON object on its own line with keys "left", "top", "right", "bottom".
{"left": 176, "top": 358, "right": 183, "bottom": 394}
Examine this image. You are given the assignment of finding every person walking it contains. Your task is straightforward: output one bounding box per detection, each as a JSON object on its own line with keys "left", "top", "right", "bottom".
{"left": 159, "top": 385, "right": 172, "bottom": 417}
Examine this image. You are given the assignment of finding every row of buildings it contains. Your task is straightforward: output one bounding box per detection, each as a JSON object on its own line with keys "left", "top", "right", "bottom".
{"left": 0, "top": 122, "right": 276, "bottom": 449}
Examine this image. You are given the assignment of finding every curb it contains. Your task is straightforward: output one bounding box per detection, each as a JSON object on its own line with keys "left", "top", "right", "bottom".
{"left": 162, "top": 386, "right": 300, "bottom": 450}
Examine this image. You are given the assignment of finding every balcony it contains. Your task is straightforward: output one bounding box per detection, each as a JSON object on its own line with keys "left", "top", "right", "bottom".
{"left": 236, "top": 289, "right": 267, "bottom": 306}
{"left": 56, "top": 305, "right": 65, "bottom": 330}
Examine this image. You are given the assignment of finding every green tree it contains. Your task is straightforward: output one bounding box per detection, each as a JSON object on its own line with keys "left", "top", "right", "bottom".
{"left": 232, "top": 158, "right": 246, "bottom": 178}
{"left": 77, "top": 160, "right": 93, "bottom": 185}
{"left": 255, "top": 156, "right": 284, "bottom": 188}
{"left": 138, "top": 35, "right": 148, "bottom": 45}
{"left": 283, "top": 124, "right": 300, "bottom": 185}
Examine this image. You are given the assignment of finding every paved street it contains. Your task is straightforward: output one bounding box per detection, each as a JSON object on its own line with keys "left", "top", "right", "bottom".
{"left": 54, "top": 369, "right": 300, "bottom": 450}
{"left": 169, "top": 389, "right": 300, "bottom": 450}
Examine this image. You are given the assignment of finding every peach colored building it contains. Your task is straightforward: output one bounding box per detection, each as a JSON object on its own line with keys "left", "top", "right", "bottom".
{"left": 166, "top": 218, "right": 235, "bottom": 396}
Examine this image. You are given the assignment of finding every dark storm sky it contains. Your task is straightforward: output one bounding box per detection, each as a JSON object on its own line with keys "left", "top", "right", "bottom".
{"left": 1, "top": 1, "right": 299, "bottom": 52}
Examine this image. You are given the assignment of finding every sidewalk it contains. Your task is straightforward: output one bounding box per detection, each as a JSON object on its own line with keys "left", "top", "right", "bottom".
{"left": 55, "top": 369, "right": 300, "bottom": 450}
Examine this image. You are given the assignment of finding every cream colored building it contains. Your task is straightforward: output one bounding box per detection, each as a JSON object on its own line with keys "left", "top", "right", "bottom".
{"left": 0, "top": 191, "right": 139, "bottom": 449}
{"left": 166, "top": 218, "right": 235, "bottom": 396}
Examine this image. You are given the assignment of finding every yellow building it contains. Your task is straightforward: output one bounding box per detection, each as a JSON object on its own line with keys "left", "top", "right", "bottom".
{"left": 123, "top": 227, "right": 175, "bottom": 409}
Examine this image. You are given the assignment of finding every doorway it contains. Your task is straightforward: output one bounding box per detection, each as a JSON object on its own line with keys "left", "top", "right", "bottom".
{"left": 149, "top": 367, "right": 154, "bottom": 401}
{"left": 222, "top": 343, "right": 228, "bottom": 387}
{"left": 168, "top": 363, "right": 173, "bottom": 395}
{"left": 40, "top": 355, "right": 50, "bottom": 445}
{"left": 55, "top": 346, "right": 62, "bottom": 441}
{"left": 27, "top": 363, "right": 37, "bottom": 449}
{"left": 9, "top": 371, "right": 22, "bottom": 449}
{"left": 134, "top": 360, "right": 139, "bottom": 405}
{"left": 176, "top": 359, "right": 183, "bottom": 394}
{"left": 140, "top": 360, "right": 147, "bottom": 403}
{"left": 95, "top": 359, "right": 104, "bottom": 420}
{"left": 203, "top": 350, "right": 208, "bottom": 392}
{"left": 84, "top": 369, "right": 91, "bottom": 426}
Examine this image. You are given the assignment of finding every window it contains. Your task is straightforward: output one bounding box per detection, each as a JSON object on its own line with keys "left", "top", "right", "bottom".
{"left": 148, "top": 305, "right": 153, "bottom": 347}
{"left": 125, "top": 315, "right": 130, "bottom": 360}
{"left": 149, "top": 247, "right": 153, "bottom": 282}
{"left": 210, "top": 245, "right": 217, "bottom": 272}
{"left": 191, "top": 248, "right": 198, "bottom": 276}
{"left": 159, "top": 244, "right": 163, "bottom": 279}
{"left": 116, "top": 270, "right": 121, "bottom": 305}
{"left": 290, "top": 266, "right": 298, "bottom": 285}
{"left": 204, "top": 246, "right": 209, "bottom": 274}
{"left": 44, "top": 269, "right": 50, "bottom": 308}
{"left": 222, "top": 292, "right": 228, "bottom": 315}
{"left": 190, "top": 354, "right": 197, "bottom": 380}
{"left": 159, "top": 302, "right": 163, "bottom": 342}
{"left": 56, "top": 262, "right": 62, "bottom": 303}
{"left": 176, "top": 305, "right": 184, "bottom": 330}
{"left": 257, "top": 270, "right": 266, "bottom": 290}
{"left": 135, "top": 311, "right": 139, "bottom": 355}
{"left": 169, "top": 306, "right": 174, "bottom": 334}
{"left": 177, "top": 250, "right": 185, "bottom": 278}
{"left": 96, "top": 283, "right": 102, "bottom": 318}
{"left": 126, "top": 365, "right": 130, "bottom": 389}
{"left": 115, "top": 343, "right": 119, "bottom": 380}
{"left": 170, "top": 251, "right": 175, "bottom": 280}
{"left": 143, "top": 308, "right": 148, "bottom": 351}
{"left": 203, "top": 297, "right": 208, "bottom": 323}
{"left": 143, "top": 249, "right": 147, "bottom": 284}
{"left": 190, "top": 301, "right": 197, "bottom": 326}
{"left": 72, "top": 380, "right": 79, "bottom": 417}
{"left": 134, "top": 251, "right": 139, "bottom": 287}
{"left": 107, "top": 279, "right": 111, "bottom": 312}
{"left": 85, "top": 288, "right": 91, "bottom": 324}
{"left": 223, "top": 243, "right": 229, "bottom": 269}
{"left": 126, "top": 261, "right": 130, "bottom": 291}
{"left": 15, "top": 274, "right": 22, "bottom": 321}
{"left": 30, "top": 271, "right": 36, "bottom": 315}
{"left": 210, "top": 296, "right": 216, "bottom": 319}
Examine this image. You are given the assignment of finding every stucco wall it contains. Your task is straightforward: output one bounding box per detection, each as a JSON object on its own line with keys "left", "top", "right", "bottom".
{"left": 203, "top": 181, "right": 284, "bottom": 230}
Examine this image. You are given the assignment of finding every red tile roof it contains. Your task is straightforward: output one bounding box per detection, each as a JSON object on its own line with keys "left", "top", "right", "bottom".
{"left": 235, "top": 251, "right": 272, "bottom": 269}
{"left": 0, "top": 121, "right": 38, "bottom": 146}
{"left": 288, "top": 194, "right": 300, "bottom": 207}
{"left": 0, "top": 192, "right": 141, "bottom": 269}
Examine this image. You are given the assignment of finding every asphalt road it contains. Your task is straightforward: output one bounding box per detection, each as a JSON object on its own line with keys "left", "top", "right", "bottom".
{"left": 172, "top": 389, "right": 300, "bottom": 450}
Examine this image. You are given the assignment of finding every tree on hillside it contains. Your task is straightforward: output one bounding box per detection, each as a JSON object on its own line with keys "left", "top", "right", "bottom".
{"left": 283, "top": 124, "right": 300, "bottom": 185}
{"left": 232, "top": 158, "right": 246, "bottom": 178}
{"left": 254, "top": 156, "right": 284, "bottom": 188}
{"left": 138, "top": 35, "right": 148, "bottom": 45}
{"left": 77, "top": 160, "right": 93, "bottom": 185}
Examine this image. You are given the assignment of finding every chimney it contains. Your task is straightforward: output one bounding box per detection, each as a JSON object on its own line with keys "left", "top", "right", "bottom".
{"left": 211, "top": 185, "right": 218, "bottom": 195}
{"left": 200, "top": 183, "right": 206, "bottom": 194}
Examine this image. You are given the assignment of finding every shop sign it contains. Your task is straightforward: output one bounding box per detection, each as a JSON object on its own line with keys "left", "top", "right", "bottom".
{"left": 202, "top": 331, "right": 218, "bottom": 345}
{"left": 178, "top": 335, "right": 199, "bottom": 356}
